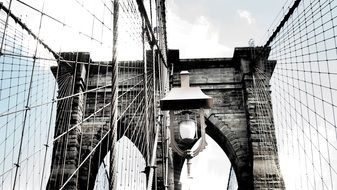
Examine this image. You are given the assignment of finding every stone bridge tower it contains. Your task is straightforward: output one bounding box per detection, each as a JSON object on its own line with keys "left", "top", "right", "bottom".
{"left": 47, "top": 52, "right": 149, "bottom": 190}
{"left": 46, "top": 47, "right": 284, "bottom": 190}
{"left": 169, "top": 47, "right": 285, "bottom": 190}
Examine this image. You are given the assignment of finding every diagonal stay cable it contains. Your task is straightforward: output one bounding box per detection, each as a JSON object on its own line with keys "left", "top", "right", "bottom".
{"left": 59, "top": 127, "right": 112, "bottom": 190}
{"left": 0, "top": 2, "right": 71, "bottom": 67}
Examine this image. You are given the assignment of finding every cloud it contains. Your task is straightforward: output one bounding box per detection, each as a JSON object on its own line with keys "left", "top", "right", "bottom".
{"left": 167, "top": 3, "right": 231, "bottom": 58}
{"left": 237, "top": 9, "right": 255, "bottom": 25}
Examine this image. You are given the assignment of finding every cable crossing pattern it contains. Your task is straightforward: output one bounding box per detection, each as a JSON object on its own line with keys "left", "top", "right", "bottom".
{"left": 258, "top": 0, "right": 337, "bottom": 189}
{"left": 0, "top": 0, "right": 337, "bottom": 189}
{"left": 0, "top": 0, "right": 168, "bottom": 189}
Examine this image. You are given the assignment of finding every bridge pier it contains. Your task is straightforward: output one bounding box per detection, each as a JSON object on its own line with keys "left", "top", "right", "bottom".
{"left": 47, "top": 52, "right": 151, "bottom": 190}
{"left": 47, "top": 52, "right": 89, "bottom": 190}
{"left": 241, "top": 56, "right": 285, "bottom": 189}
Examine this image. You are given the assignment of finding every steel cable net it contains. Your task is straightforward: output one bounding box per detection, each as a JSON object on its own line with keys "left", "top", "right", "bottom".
{"left": 264, "top": 0, "right": 337, "bottom": 189}
{"left": 0, "top": 0, "right": 168, "bottom": 189}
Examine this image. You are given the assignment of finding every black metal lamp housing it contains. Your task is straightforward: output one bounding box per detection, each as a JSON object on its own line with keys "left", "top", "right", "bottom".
{"left": 160, "top": 71, "right": 213, "bottom": 158}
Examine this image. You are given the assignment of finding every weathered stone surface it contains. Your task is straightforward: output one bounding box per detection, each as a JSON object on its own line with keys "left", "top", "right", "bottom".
{"left": 171, "top": 47, "right": 284, "bottom": 190}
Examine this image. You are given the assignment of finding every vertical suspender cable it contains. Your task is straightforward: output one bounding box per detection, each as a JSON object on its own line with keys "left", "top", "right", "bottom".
{"left": 39, "top": 55, "right": 61, "bottom": 190}
{"left": 12, "top": 1, "right": 45, "bottom": 189}
{"left": 143, "top": 17, "right": 150, "bottom": 165}
{"left": 109, "top": 0, "right": 119, "bottom": 189}
{"left": 147, "top": 114, "right": 160, "bottom": 190}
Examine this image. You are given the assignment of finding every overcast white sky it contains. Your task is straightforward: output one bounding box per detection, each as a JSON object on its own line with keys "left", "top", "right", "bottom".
{"left": 167, "top": 0, "right": 290, "bottom": 58}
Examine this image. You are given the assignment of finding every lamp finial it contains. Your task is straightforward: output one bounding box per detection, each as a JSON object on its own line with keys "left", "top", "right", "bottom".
{"left": 180, "top": 71, "right": 190, "bottom": 88}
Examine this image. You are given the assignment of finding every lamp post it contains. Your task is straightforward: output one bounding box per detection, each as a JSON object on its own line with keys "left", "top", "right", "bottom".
{"left": 160, "top": 71, "right": 213, "bottom": 188}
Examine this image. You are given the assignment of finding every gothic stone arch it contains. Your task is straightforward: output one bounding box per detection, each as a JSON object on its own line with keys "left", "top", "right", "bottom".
{"left": 169, "top": 48, "right": 285, "bottom": 190}
{"left": 47, "top": 52, "right": 148, "bottom": 190}
{"left": 173, "top": 115, "right": 255, "bottom": 189}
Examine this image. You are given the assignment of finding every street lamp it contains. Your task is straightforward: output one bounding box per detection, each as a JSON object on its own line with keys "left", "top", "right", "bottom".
{"left": 160, "top": 71, "right": 213, "bottom": 187}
